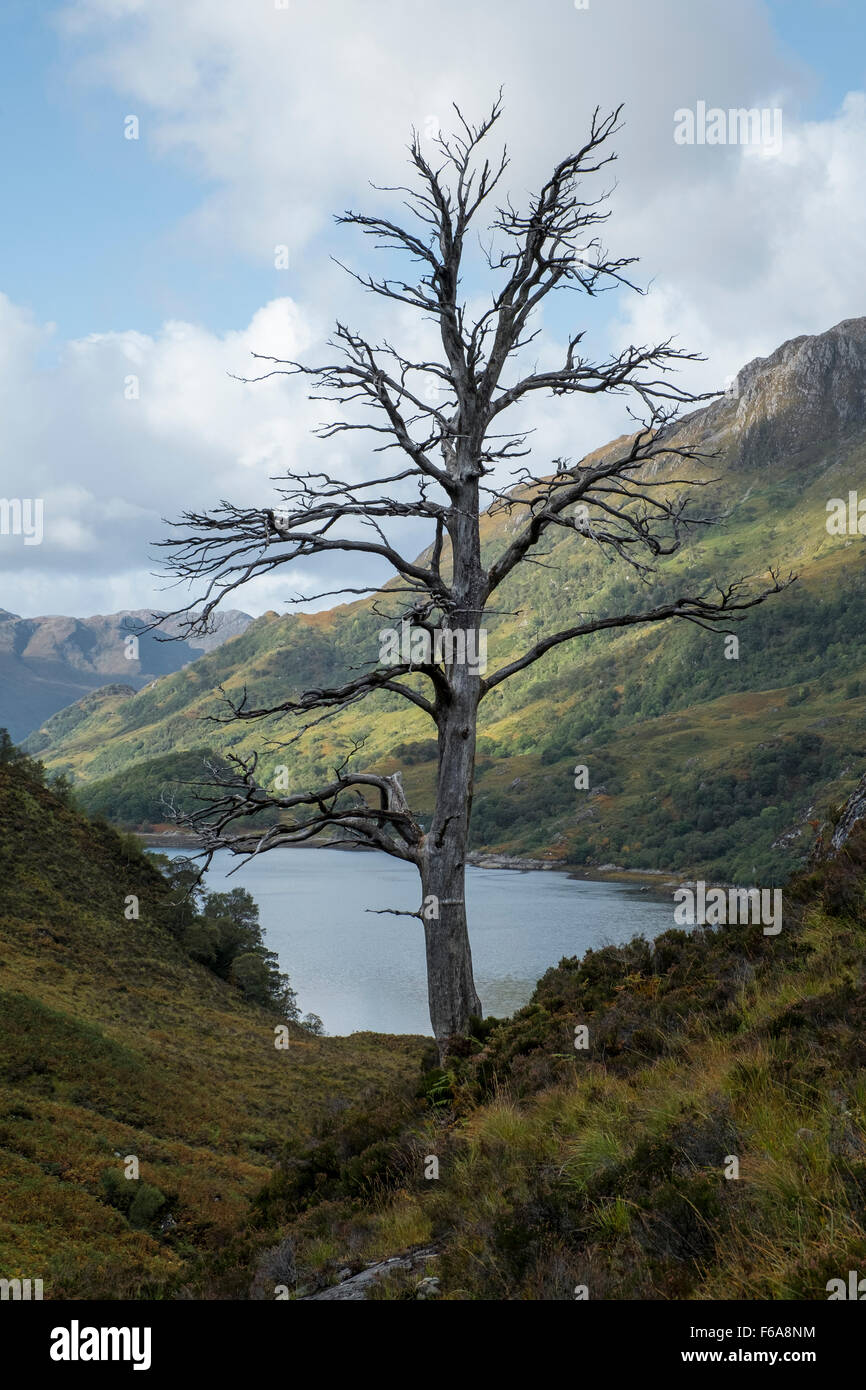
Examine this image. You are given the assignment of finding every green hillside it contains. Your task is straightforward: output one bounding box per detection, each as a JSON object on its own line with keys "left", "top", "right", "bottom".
{"left": 5, "top": 735, "right": 866, "bottom": 1301}
{"left": 24, "top": 321, "right": 866, "bottom": 883}
{"left": 0, "top": 748, "right": 423, "bottom": 1299}
{"left": 246, "top": 808, "right": 866, "bottom": 1301}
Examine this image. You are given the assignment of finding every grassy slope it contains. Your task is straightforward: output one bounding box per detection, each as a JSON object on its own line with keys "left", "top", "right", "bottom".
{"left": 246, "top": 825, "right": 866, "bottom": 1301}
{"left": 0, "top": 764, "right": 424, "bottom": 1298}
{"left": 4, "top": 746, "right": 866, "bottom": 1301}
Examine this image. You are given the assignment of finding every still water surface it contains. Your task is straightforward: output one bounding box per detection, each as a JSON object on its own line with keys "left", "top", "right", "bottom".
{"left": 162, "top": 847, "right": 674, "bottom": 1036}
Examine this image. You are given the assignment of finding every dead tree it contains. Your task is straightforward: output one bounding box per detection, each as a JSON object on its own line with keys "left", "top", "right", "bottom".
{"left": 157, "top": 99, "right": 790, "bottom": 1055}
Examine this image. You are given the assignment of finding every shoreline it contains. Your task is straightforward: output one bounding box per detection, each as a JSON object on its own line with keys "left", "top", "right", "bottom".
{"left": 135, "top": 830, "right": 681, "bottom": 892}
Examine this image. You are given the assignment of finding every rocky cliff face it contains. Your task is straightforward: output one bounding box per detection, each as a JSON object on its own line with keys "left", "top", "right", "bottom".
{"left": 675, "top": 317, "right": 866, "bottom": 469}
{"left": 0, "top": 607, "right": 252, "bottom": 740}
{"left": 831, "top": 771, "right": 866, "bottom": 851}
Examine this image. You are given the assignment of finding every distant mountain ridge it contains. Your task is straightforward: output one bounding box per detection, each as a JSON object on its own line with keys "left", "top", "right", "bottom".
{"left": 0, "top": 607, "right": 253, "bottom": 740}
{"left": 23, "top": 318, "right": 866, "bottom": 882}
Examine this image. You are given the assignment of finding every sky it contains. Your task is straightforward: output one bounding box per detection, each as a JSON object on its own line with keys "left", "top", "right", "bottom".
{"left": 2, "top": 0, "right": 865, "bottom": 619}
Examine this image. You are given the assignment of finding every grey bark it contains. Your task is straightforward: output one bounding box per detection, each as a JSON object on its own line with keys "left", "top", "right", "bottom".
{"left": 158, "top": 99, "right": 790, "bottom": 1057}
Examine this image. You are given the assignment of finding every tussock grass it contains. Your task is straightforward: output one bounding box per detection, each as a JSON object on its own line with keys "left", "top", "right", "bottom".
{"left": 253, "top": 825, "right": 866, "bottom": 1300}
{"left": 0, "top": 763, "right": 424, "bottom": 1298}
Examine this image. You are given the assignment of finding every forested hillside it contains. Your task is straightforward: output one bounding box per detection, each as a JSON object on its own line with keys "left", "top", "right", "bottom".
{"left": 24, "top": 319, "right": 866, "bottom": 883}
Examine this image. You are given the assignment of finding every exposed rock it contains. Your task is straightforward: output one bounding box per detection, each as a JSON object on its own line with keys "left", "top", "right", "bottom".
{"left": 303, "top": 1246, "right": 439, "bottom": 1301}
{"left": 831, "top": 772, "right": 866, "bottom": 850}
{"left": 671, "top": 317, "right": 866, "bottom": 472}
{"left": 467, "top": 852, "right": 560, "bottom": 871}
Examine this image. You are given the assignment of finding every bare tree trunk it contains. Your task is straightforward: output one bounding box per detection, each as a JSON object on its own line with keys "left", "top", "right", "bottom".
{"left": 421, "top": 690, "right": 482, "bottom": 1056}
{"left": 420, "top": 473, "right": 484, "bottom": 1056}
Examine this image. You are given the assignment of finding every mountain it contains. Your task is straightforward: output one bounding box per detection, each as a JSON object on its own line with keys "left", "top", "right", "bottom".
{"left": 0, "top": 607, "right": 253, "bottom": 741}
{"left": 22, "top": 318, "right": 866, "bottom": 883}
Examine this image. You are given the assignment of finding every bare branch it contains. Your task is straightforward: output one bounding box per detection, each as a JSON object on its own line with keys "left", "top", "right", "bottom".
{"left": 174, "top": 752, "right": 423, "bottom": 865}
{"left": 481, "top": 572, "right": 796, "bottom": 693}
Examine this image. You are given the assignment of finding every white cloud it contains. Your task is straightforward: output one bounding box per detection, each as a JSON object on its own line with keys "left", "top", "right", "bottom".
{"left": 612, "top": 91, "right": 866, "bottom": 391}
{"left": 57, "top": 0, "right": 799, "bottom": 266}
{"left": 0, "top": 295, "right": 329, "bottom": 615}
{"left": 2, "top": 0, "right": 863, "bottom": 617}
